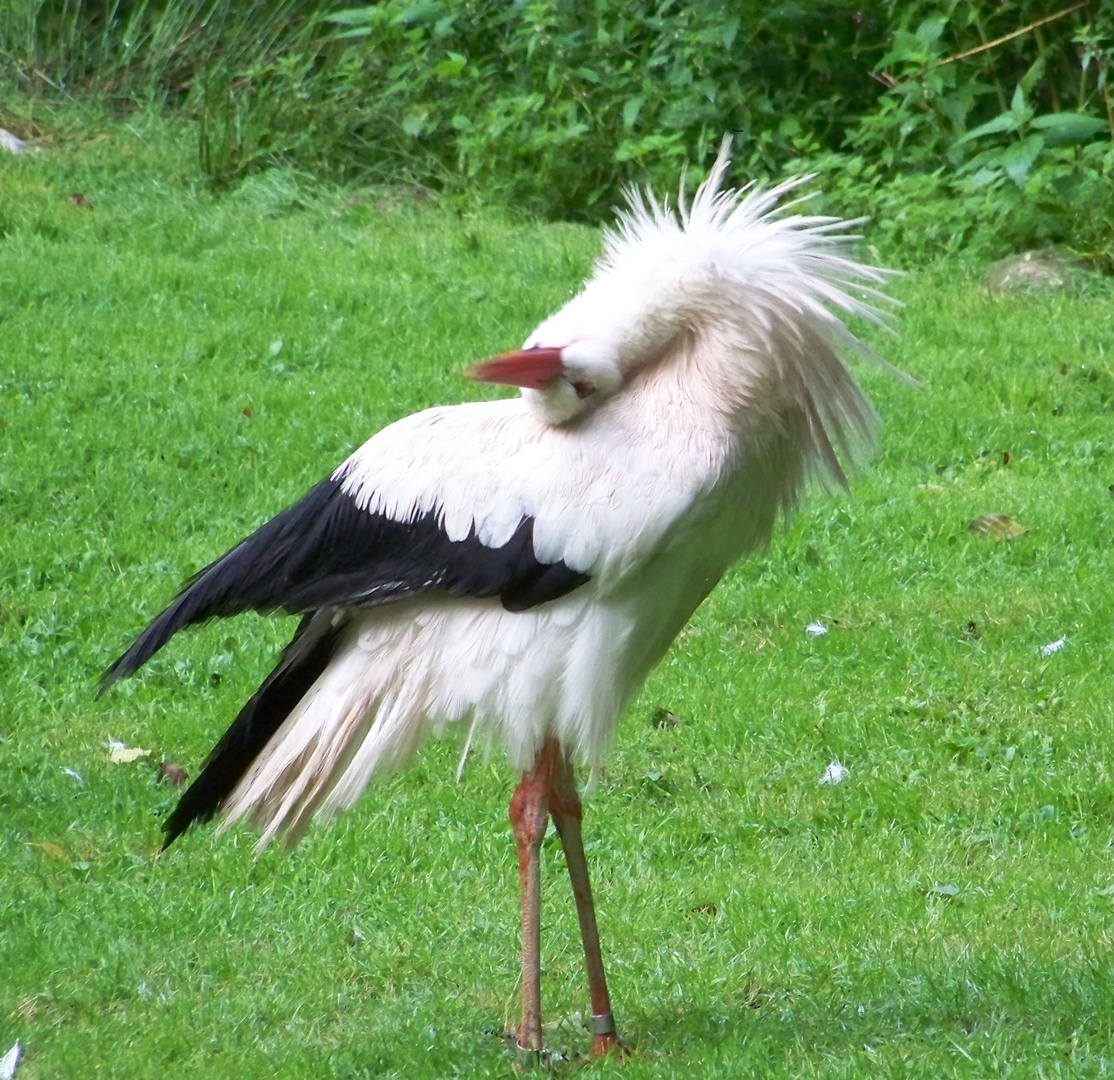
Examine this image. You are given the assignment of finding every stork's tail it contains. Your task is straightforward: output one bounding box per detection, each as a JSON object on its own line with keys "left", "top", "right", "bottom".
{"left": 161, "top": 612, "right": 342, "bottom": 847}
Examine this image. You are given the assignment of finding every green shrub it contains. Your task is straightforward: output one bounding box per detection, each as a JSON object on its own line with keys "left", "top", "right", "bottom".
{"left": 2, "top": 1, "right": 1112, "bottom": 263}
{"left": 818, "top": 5, "right": 1114, "bottom": 267}
{"left": 191, "top": 0, "right": 891, "bottom": 217}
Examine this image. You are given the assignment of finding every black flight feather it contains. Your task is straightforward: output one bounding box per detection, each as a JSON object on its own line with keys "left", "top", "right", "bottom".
{"left": 161, "top": 613, "right": 340, "bottom": 847}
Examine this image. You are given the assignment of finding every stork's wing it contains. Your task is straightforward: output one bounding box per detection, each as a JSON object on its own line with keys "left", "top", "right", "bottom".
{"left": 102, "top": 474, "right": 589, "bottom": 689}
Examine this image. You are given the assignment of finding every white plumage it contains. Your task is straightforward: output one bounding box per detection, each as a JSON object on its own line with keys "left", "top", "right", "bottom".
{"left": 107, "top": 142, "right": 894, "bottom": 1056}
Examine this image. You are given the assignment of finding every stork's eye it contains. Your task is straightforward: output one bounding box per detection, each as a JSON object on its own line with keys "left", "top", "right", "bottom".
{"left": 571, "top": 380, "right": 595, "bottom": 400}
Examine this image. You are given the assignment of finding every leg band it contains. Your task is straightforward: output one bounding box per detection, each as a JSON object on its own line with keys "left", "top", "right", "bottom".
{"left": 589, "top": 1011, "right": 616, "bottom": 1036}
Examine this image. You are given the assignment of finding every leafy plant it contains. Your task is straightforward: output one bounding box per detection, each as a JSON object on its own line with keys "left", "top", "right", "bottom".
{"left": 820, "top": 6, "right": 1114, "bottom": 268}
{"left": 954, "top": 86, "right": 1106, "bottom": 188}
{"left": 195, "top": 0, "right": 889, "bottom": 216}
{"left": 2, "top": 0, "right": 1113, "bottom": 263}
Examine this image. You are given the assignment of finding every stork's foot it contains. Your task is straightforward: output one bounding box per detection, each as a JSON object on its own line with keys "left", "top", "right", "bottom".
{"left": 513, "top": 1041, "right": 544, "bottom": 1068}
{"left": 511, "top": 1037, "right": 620, "bottom": 1067}
{"left": 502, "top": 1018, "right": 624, "bottom": 1065}
{"left": 511, "top": 1038, "right": 576, "bottom": 1070}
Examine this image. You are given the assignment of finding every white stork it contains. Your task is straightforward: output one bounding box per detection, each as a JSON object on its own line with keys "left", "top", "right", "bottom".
{"left": 104, "top": 143, "right": 894, "bottom": 1057}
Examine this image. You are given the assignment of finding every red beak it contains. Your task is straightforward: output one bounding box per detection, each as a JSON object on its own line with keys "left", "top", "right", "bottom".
{"left": 468, "top": 347, "right": 564, "bottom": 390}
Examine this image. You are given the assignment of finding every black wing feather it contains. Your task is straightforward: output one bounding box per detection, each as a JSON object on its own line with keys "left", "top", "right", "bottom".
{"left": 103, "top": 476, "right": 588, "bottom": 688}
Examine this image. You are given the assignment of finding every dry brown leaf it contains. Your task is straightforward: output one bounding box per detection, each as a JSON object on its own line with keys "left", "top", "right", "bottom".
{"left": 26, "top": 842, "right": 67, "bottom": 860}
{"left": 109, "top": 747, "right": 150, "bottom": 764}
{"left": 969, "top": 513, "right": 1027, "bottom": 541}
{"left": 157, "top": 761, "right": 188, "bottom": 787}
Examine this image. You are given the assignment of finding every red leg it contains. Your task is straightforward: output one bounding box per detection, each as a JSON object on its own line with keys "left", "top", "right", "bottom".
{"left": 508, "top": 740, "right": 559, "bottom": 1053}
{"left": 548, "top": 751, "right": 620, "bottom": 1056}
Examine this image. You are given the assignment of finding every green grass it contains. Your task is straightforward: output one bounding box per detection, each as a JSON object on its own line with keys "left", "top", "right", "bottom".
{"left": 3, "top": 116, "right": 1114, "bottom": 1079}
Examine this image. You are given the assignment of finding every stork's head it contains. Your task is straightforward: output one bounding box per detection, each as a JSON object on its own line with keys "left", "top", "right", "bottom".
{"left": 467, "top": 341, "right": 623, "bottom": 427}
{"left": 469, "top": 267, "right": 685, "bottom": 425}
{"left": 468, "top": 166, "right": 721, "bottom": 426}
{"left": 470, "top": 139, "right": 895, "bottom": 430}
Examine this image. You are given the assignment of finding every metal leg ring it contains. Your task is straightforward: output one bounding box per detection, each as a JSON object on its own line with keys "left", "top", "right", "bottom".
{"left": 589, "top": 1011, "right": 616, "bottom": 1036}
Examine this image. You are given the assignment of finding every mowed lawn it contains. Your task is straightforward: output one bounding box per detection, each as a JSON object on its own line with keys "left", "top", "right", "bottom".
{"left": 3, "top": 121, "right": 1114, "bottom": 1079}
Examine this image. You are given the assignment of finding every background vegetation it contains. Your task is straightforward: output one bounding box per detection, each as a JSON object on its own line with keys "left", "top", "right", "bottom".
{"left": 1, "top": 0, "right": 1113, "bottom": 264}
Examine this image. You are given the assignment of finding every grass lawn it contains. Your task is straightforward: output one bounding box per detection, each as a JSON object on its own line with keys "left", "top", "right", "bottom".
{"left": 3, "top": 116, "right": 1114, "bottom": 1079}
